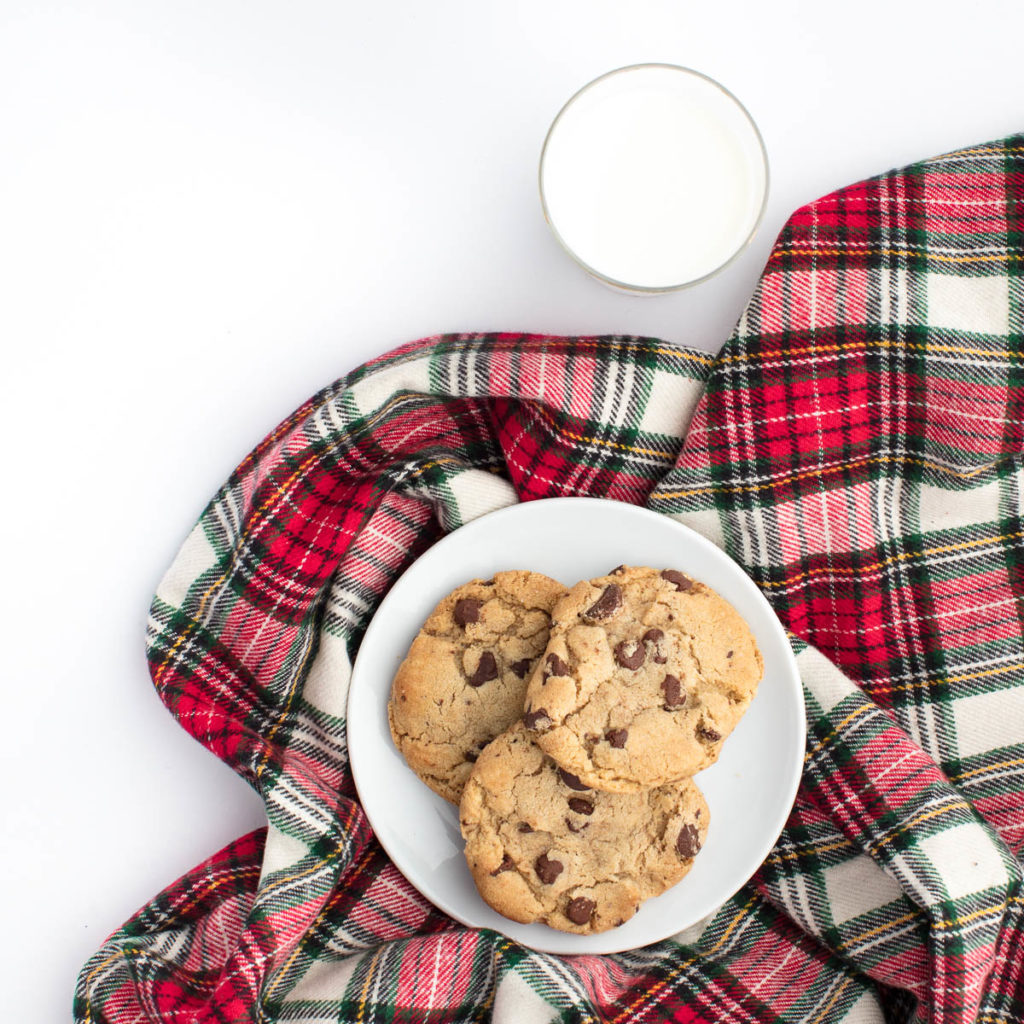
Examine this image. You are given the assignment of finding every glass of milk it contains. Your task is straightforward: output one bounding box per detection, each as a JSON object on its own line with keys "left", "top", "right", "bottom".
{"left": 539, "top": 64, "right": 769, "bottom": 293}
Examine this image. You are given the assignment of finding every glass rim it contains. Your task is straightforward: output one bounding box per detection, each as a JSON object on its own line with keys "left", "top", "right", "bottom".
{"left": 538, "top": 62, "right": 771, "bottom": 294}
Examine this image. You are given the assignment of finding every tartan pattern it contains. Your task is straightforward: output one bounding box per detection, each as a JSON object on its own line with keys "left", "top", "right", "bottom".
{"left": 75, "top": 134, "right": 1024, "bottom": 1024}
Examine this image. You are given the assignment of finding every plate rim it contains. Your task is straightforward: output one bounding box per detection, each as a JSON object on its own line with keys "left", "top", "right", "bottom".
{"left": 346, "top": 496, "right": 805, "bottom": 954}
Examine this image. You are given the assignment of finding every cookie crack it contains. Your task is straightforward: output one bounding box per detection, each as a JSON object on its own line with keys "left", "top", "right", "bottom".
{"left": 686, "top": 635, "right": 705, "bottom": 681}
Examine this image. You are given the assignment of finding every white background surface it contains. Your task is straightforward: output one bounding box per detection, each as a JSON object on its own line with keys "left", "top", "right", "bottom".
{"left": 1, "top": 1, "right": 1021, "bottom": 1018}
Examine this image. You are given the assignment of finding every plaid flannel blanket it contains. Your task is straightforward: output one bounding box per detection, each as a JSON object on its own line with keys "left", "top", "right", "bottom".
{"left": 76, "top": 135, "right": 1024, "bottom": 1024}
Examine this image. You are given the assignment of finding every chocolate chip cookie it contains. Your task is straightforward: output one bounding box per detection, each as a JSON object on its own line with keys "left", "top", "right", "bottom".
{"left": 388, "top": 570, "right": 566, "bottom": 804}
{"left": 523, "top": 566, "right": 763, "bottom": 791}
{"left": 460, "top": 723, "right": 709, "bottom": 934}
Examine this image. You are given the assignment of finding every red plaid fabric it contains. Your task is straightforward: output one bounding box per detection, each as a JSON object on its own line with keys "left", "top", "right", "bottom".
{"left": 76, "top": 134, "right": 1024, "bottom": 1023}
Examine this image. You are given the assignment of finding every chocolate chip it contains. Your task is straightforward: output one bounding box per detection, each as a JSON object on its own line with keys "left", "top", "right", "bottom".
{"left": 568, "top": 797, "right": 594, "bottom": 815}
{"left": 491, "top": 853, "right": 515, "bottom": 875}
{"left": 535, "top": 852, "right": 563, "bottom": 884}
{"left": 523, "top": 707, "right": 552, "bottom": 731}
{"left": 698, "top": 723, "right": 722, "bottom": 742}
{"left": 510, "top": 658, "right": 532, "bottom": 679}
{"left": 676, "top": 824, "right": 702, "bottom": 859}
{"left": 517, "top": 822, "right": 533, "bottom": 833}
{"left": 606, "top": 728, "right": 628, "bottom": 748}
{"left": 661, "top": 570, "right": 695, "bottom": 593}
{"left": 566, "top": 818, "right": 589, "bottom": 833}
{"left": 453, "top": 598, "right": 483, "bottom": 627}
{"left": 566, "top": 897, "right": 595, "bottom": 925}
{"left": 557, "top": 768, "right": 590, "bottom": 791}
{"left": 545, "top": 652, "right": 570, "bottom": 677}
{"left": 465, "top": 750, "right": 478, "bottom": 763}
{"left": 662, "top": 674, "right": 685, "bottom": 708}
{"left": 643, "top": 628, "right": 668, "bottom": 663}
{"left": 614, "top": 639, "right": 646, "bottom": 670}
{"left": 584, "top": 584, "right": 622, "bottom": 621}
{"left": 468, "top": 651, "right": 498, "bottom": 686}
{"left": 609, "top": 565, "right": 627, "bottom": 575}
{"left": 727, "top": 650, "right": 734, "bottom": 658}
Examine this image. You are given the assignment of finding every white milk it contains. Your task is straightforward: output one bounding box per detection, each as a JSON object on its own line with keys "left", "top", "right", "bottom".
{"left": 540, "top": 65, "right": 768, "bottom": 292}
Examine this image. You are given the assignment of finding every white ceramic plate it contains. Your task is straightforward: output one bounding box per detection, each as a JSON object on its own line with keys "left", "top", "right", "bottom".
{"left": 347, "top": 497, "right": 804, "bottom": 955}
